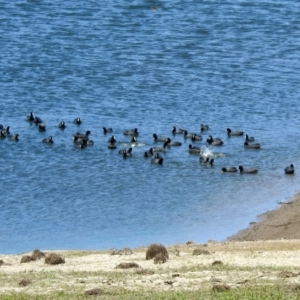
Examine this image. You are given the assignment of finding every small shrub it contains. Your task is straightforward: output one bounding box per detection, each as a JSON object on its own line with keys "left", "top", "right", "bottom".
{"left": 32, "top": 249, "right": 46, "bottom": 260}
{"left": 45, "top": 253, "right": 65, "bottom": 265}
{"left": 20, "top": 255, "right": 34, "bottom": 263}
{"left": 146, "top": 243, "right": 169, "bottom": 261}
{"left": 115, "top": 262, "right": 140, "bottom": 269}
{"left": 192, "top": 248, "right": 210, "bottom": 256}
{"left": 186, "top": 241, "right": 194, "bottom": 245}
{"left": 84, "top": 288, "right": 104, "bottom": 296}
{"left": 0, "top": 259, "right": 4, "bottom": 266}
{"left": 212, "top": 260, "right": 223, "bottom": 266}
{"left": 19, "top": 279, "right": 31, "bottom": 287}
{"left": 154, "top": 253, "right": 168, "bottom": 264}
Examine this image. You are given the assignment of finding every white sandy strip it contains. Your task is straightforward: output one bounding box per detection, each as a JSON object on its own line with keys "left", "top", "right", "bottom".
{"left": 1, "top": 240, "right": 300, "bottom": 274}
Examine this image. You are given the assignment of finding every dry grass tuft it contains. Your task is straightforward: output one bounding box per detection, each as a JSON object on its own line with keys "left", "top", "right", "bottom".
{"left": 146, "top": 243, "right": 169, "bottom": 261}
{"left": 20, "top": 249, "right": 46, "bottom": 264}
{"left": 136, "top": 269, "right": 155, "bottom": 275}
{"left": 20, "top": 255, "right": 34, "bottom": 263}
{"left": 84, "top": 288, "right": 104, "bottom": 296}
{"left": 32, "top": 249, "right": 46, "bottom": 260}
{"left": 212, "top": 260, "right": 223, "bottom": 266}
{"left": 154, "top": 253, "right": 168, "bottom": 264}
{"left": 44, "top": 253, "right": 65, "bottom": 265}
{"left": 212, "top": 283, "right": 230, "bottom": 292}
{"left": 290, "top": 284, "right": 300, "bottom": 291}
{"left": 172, "top": 248, "right": 180, "bottom": 256}
{"left": 192, "top": 248, "right": 210, "bottom": 256}
{"left": 211, "top": 276, "right": 222, "bottom": 283}
{"left": 278, "top": 271, "right": 298, "bottom": 278}
{"left": 19, "top": 279, "right": 32, "bottom": 287}
{"left": 111, "top": 247, "right": 133, "bottom": 255}
{"left": 115, "top": 262, "right": 140, "bottom": 269}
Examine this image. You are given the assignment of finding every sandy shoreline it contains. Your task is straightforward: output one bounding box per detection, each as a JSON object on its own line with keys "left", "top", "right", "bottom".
{"left": 1, "top": 191, "right": 300, "bottom": 297}
{"left": 228, "top": 189, "right": 300, "bottom": 241}
{"left": 1, "top": 240, "right": 300, "bottom": 296}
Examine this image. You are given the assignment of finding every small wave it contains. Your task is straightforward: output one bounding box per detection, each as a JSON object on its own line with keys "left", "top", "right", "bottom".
{"left": 120, "top": 142, "right": 145, "bottom": 148}
{"left": 201, "top": 146, "right": 225, "bottom": 158}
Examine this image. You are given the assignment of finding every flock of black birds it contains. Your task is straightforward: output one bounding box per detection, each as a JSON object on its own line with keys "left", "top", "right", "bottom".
{"left": 0, "top": 111, "right": 295, "bottom": 175}
{"left": 104, "top": 123, "right": 294, "bottom": 175}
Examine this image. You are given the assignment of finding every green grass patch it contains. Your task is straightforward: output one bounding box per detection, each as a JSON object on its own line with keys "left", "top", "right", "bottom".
{"left": 0, "top": 285, "right": 300, "bottom": 300}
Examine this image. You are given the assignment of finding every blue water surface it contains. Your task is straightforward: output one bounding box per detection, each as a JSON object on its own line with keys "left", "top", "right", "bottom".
{"left": 0, "top": 0, "right": 300, "bottom": 254}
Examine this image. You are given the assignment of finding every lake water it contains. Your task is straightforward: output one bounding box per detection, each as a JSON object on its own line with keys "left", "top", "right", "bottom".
{"left": 0, "top": 0, "right": 300, "bottom": 254}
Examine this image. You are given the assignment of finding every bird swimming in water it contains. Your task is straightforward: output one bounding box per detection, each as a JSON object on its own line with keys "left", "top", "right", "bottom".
{"left": 58, "top": 121, "right": 66, "bottom": 129}
{"left": 144, "top": 148, "right": 154, "bottom": 157}
{"left": 153, "top": 133, "right": 169, "bottom": 142}
{"left": 119, "top": 147, "right": 132, "bottom": 155}
{"left": 26, "top": 112, "right": 35, "bottom": 122}
{"left": 38, "top": 123, "right": 46, "bottom": 131}
{"left": 103, "top": 127, "right": 113, "bottom": 134}
{"left": 284, "top": 164, "right": 295, "bottom": 175}
{"left": 151, "top": 153, "right": 164, "bottom": 165}
{"left": 152, "top": 141, "right": 168, "bottom": 152}
{"left": 245, "top": 134, "right": 255, "bottom": 142}
{"left": 121, "top": 148, "right": 133, "bottom": 158}
{"left": 9, "top": 134, "right": 19, "bottom": 141}
{"left": 200, "top": 156, "right": 214, "bottom": 166}
{"left": 33, "top": 116, "right": 42, "bottom": 124}
{"left": 191, "top": 134, "right": 202, "bottom": 141}
{"left": 130, "top": 136, "right": 138, "bottom": 143}
{"left": 227, "top": 128, "right": 244, "bottom": 136}
{"left": 107, "top": 135, "right": 117, "bottom": 143}
{"left": 238, "top": 166, "right": 258, "bottom": 174}
{"left": 183, "top": 130, "right": 195, "bottom": 139}
{"left": 73, "top": 131, "right": 91, "bottom": 144}
{"left": 207, "top": 135, "right": 223, "bottom": 146}
{"left": 42, "top": 136, "right": 53, "bottom": 144}
{"left": 222, "top": 167, "right": 238, "bottom": 173}
{"left": 123, "top": 128, "right": 139, "bottom": 136}
{"left": 244, "top": 141, "right": 261, "bottom": 149}
{"left": 1, "top": 126, "right": 10, "bottom": 137}
{"left": 73, "top": 117, "right": 82, "bottom": 125}
{"left": 172, "top": 126, "right": 185, "bottom": 134}
{"left": 188, "top": 144, "right": 201, "bottom": 154}
{"left": 165, "top": 138, "right": 182, "bottom": 146}
{"left": 200, "top": 124, "right": 209, "bottom": 132}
